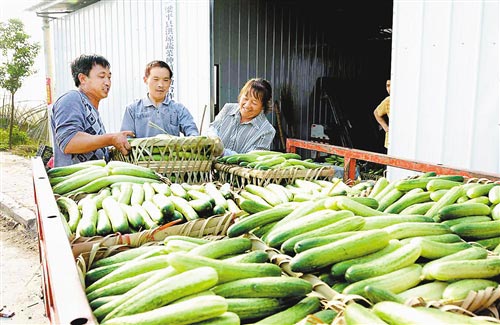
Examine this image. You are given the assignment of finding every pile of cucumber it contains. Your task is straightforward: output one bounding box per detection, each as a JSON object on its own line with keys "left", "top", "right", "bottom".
{"left": 218, "top": 150, "right": 325, "bottom": 170}
{"left": 224, "top": 173, "right": 500, "bottom": 323}
{"left": 84, "top": 236, "right": 332, "bottom": 325}
{"left": 51, "top": 160, "right": 241, "bottom": 237}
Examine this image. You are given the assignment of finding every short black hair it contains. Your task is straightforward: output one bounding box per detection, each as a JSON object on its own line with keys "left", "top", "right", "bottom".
{"left": 71, "top": 54, "right": 110, "bottom": 87}
{"left": 145, "top": 60, "right": 173, "bottom": 79}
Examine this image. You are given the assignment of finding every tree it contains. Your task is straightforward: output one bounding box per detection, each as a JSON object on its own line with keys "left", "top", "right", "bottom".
{"left": 0, "top": 19, "right": 40, "bottom": 149}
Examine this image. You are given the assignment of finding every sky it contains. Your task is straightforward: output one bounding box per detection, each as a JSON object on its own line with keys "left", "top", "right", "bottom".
{"left": 0, "top": 1, "right": 46, "bottom": 107}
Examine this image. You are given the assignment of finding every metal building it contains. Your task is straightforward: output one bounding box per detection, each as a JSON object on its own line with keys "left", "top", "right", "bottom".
{"left": 32, "top": 0, "right": 499, "bottom": 177}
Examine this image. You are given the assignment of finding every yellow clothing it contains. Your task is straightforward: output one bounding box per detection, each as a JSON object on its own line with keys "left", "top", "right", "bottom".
{"left": 375, "top": 96, "right": 390, "bottom": 148}
{"left": 375, "top": 96, "right": 390, "bottom": 117}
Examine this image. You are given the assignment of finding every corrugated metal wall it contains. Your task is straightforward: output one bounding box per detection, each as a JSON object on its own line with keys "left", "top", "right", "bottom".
{"left": 213, "top": 0, "right": 393, "bottom": 152}
{"left": 50, "top": 0, "right": 211, "bottom": 133}
{"left": 389, "top": 0, "right": 499, "bottom": 179}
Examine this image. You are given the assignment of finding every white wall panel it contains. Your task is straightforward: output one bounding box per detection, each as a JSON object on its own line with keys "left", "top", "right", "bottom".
{"left": 49, "top": 0, "right": 210, "bottom": 135}
{"left": 389, "top": 0, "right": 499, "bottom": 180}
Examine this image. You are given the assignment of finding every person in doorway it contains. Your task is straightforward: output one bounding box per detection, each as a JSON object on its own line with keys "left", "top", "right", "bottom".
{"left": 373, "top": 79, "right": 391, "bottom": 149}
{"left": 50, "top": 54, "right": 133, "bottom": 167}
{"left": 120, "top": 60, "right": 199, "bottom": 138}
{"left": 206, "top": 78, "right": 276, "bottom": 156}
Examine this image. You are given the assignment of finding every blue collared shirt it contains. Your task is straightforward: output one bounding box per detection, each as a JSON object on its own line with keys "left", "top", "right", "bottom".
{"left": 121, "top": 95, "right": 199, "bottom": 138}
{"left": 206, "top": 103, "right": 276, "bottom": 156}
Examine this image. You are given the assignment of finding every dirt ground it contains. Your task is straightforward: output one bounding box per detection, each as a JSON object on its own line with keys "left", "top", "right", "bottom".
{"left": 0, "top": 213, "right": 47, "bottom": 324}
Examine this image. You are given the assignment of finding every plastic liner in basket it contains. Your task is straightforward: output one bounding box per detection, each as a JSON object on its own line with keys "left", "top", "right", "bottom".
{"left": 214, "top": 163, "right": 335, "bottom": 188}
{"left": 111, "top": 135, "right": 223, "bottom": 184}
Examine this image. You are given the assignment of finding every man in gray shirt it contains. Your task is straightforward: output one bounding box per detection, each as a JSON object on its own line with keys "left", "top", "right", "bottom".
{"left": 51, "top": 54, "right": 133, "bottom": 167}
{"left": 120, "top": 60, "right": 199, "bottom": 138}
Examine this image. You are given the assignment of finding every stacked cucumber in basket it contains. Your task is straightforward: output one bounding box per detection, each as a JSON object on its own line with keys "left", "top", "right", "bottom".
{"left": 49, "top": 160, "right": 241, "bottom": 237}
{"left": 83, "top": 236, "right": 325, "bottom": 325}
{"left": 224, "top": 173, "right": 500, "bottom": 323}
{"left": 218, "top": 150, "right": 325, "bottom": 170}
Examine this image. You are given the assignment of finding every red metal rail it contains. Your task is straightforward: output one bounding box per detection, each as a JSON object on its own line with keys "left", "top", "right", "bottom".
{"left": 286, "top": 138, "right": 500, "bottom": 182}
{"left": 32, "top": 157, "right": 97, "bottom": 325}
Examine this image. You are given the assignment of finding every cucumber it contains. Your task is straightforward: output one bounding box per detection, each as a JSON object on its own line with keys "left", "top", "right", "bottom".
{"left": 152, "top": 194, "right": 176, "bottom": 220}
{"left": 363, "top": 285, "right": 405, "bottom": 304}
{"left": 245, "top": 184, "right": 283, "bottom": 206}
{"left": 398, "top": 281, "right": 448, "bottom": 302}
{"left": 376, "top": 188, "right": 405, "bottom": 212}
{"left": 430, "top": 189, "right": 448, "bottom": 202}
{"left": 47, "top": 159, "right": 106, "bottom": 177}
{"left": 86, "top": 262, "right": 126, "bottom": 285}
{"left": 253, "top": 296, "right": 321, "bottom": 325}
{"left": 96, "top": 209, "right": 113, "bottom": 235}
{"left": 170, "top": 183, "right": 189, "bottom": 199}
{"left": 89, "top": 295, "right": 119, "bottom": 310}
{"left": 489, "top": 186, "right": 500, "bottom": 205}
{"left": 163, "top": 235, "right": 210, "bottom": 246}
{"left": 86, "top": 255, "right": 170, "bottom": 294}
{"left": 188, "top": 237, "right": 252, "bottom": 259}
{"left": 102, "top": 197, "right": 130, "bottom": 233}
{"left": 52, "top": 167, "right": 109, "bottom": 195}
{"left": 191, "top": 312, "right": 240, "bottom": 325}
{"left": 425, "top": 258, "right": 500, "bottom": 281}
{"left": 141, "top": 200, "right": 165, "bottom": 224}
{"left": 56, "top": 196, "right": 81, "bottom": 232}
{"left": 77, "top": 197, "right": 98, "bottom": 237}
{"left": 290, "top": 229, "right": 390, "bottom": 273}
{"left": 223, "top": 250, "right": 269, "bottom": 263}
{"left": 368, "top": 177, "right": 390, "bottom": 198}
{"left": 345, "top": 241, "right": 421, "bottom": 282}
{"left": 426, "top": 179, "right": 462, "bottom": 192}
{"left": 425, "top": 185, "right": 465, "bottom": 219}
{"left": 265, "top": 209, "right": 353, "bottom": 248}
{"left": 164, "top": 239, "right": 200, "bottom": 253}
{"left": 467, "top": 183, "right": 499, "bottom": 199}
{"left": 227, "top": 204, "right": 295, "bottom": 237}
{"left": 100, "top": 295, "right": 227, "bottom": 325}
{"left": 342, "top": 264, "right": 422, "bottom": 296}
{"left": 212, "top": 276, "right": 312, "bottom": 298}
{"left": 188, "top": 198, "right": 214, "bottom": 217}
{"left": 132, "top": 204, "right": 158, "bottom": 229}
{"left": 412, "top": 237, "right": 472, "bottom": 259}
{"left": 394, "top": 177, "right": 431, "bottom": 192}
{"left": 91, "top": 246, "right": 154, "bottom": 268}
{"left": 441, "top": 215, "right": 492, "bottom": 228}
{"left": 414, "top": 306, "right": 495, "bottom": 324}
{"left": 344, "top": 302, "right": 388, "bottom": 325}
{"left": 129, "top": 184, "right": 145, "bottom": 206}
{"left": 170, "top": 195, "right": 199, "bottom": 221}
{"left": 331, "top": 196, "right": 387, "bottom": 217}
{"left": 373, "top": 301, "right": 463, "bottom": 324}
{"left": 383, "top": 222, "right": 451, "bottom": 240}
{"left": 475, "top": 236, "right": 500, "bottom": 250}
{"left": 93, "top": 266, "right": 179, "bottom": 321}
{"left": 438, "top": 202, "right": 491, "bottom": 220}
{"left": 293, "top": 230, "right": 358, "bottom": 254}
{"left": 350, "top": 197, "right": 380, "bottom": 210}
{"left": 238, "top": 197, "right": 272, "bottom": 214}
{"left": 166, "top": 252, "right": 282, "bottom": 284}
{"left": 226, "top": 297, "right": 290, "bottom": 322}
{"left": 421, "top": 246, "right": 489, "bottom": 280}
{"left": 360, "top": 214, "right": 434, "bottom": 231}
{"left": 384, "top": 191, "right": 431, "bottom": 214}
{"left": 101, "top": 266, "right": 219, "bottom": 321}
{"left": 205, "top": 182, "right": 229, "bottom": 209}
{"left": 450, "top": 220, "right": 500, "bottom": 239}
{"left": 86, "top": 270, "right": 158, "bottom": 302}
{"left": 331, "top": 239, "right": 402, "bottom": 277}
{"left": 400, "top": 201, "right": 435, "bottom": 215}
{"left": 117, "top": 183, "right": 133, "bottom": 205}
{"left": 442, "top": 279, "right": 499, "bottom": 301}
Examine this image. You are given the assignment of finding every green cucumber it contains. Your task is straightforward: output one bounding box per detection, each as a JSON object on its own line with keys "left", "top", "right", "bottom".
{"left": 442, "top": 279, "right": 499, "bottom": 301}
{"left": 398, "top": 281, "right": 448, "bottom": 302}
{"left": 344, "top": 301, "right": 388, "bottom": 325}
{"left": 253, "top": 296, "right": 321, "bottom": 325}
{"left": 212, "top": 276, "right": 312, "bottom": 298}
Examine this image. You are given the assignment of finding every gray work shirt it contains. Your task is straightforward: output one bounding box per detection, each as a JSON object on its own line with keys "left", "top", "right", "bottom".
{"left": 206, "top": 103, "right": 276, "bottom": 156}
{"left": 120, "top": 95, "right": 199, "bottom": 138}
{"left": 50, "top": 90, "right": 108, "bottom": 167}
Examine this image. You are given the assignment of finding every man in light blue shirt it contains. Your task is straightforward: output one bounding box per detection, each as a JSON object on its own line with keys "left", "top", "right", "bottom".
{"left": 121, "top": 60, "right": 199, "bottom": 137}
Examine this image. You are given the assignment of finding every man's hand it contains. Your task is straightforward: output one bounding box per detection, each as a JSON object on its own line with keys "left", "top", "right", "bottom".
{"left": 111, "top": 131, "right": 135, "bottom": 155}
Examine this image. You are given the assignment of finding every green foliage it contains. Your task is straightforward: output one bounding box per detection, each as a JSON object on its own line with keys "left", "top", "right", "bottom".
{"left": 0, "top": 19, "right": 40, "bottom": 94}
{"left": 0, "top": 125, "right": 31, "bottom": 148}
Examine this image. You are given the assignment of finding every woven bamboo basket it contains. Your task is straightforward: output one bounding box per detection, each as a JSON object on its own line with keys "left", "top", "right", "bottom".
{"left": 214, "top": 163, "right": 335, "bottom": 188}
{"left": 111, "top": 135, "right": 224, "bottom": 184}
{"left": 70, "top": 213, "right": 235, "bottom": 258}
